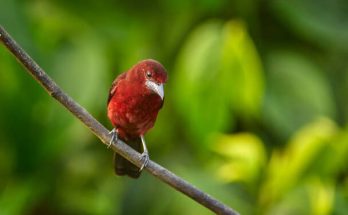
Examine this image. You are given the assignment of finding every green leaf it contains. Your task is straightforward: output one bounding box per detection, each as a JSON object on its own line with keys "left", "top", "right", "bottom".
{"left": 172, "top": 20, "right": 264, "bottom": 147}
{"left": 259, "top": 118, "right": 338, "bottom": 210}
{"left": 263, "top": 50, "right": 336, "bottom": 138}
{"left": 221, "top": 20, "right": 264, "bottom": 118}
{"left": 212, "top": 132, "right": 266, "bottom": 185}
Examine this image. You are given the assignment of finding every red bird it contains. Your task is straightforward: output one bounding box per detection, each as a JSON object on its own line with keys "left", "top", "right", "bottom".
{"left": 107, "top": 59, "right": 168, "bottom": 178}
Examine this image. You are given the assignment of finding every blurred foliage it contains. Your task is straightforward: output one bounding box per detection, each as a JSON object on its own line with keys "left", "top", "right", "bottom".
{"left": 1, "top": 0, "right": 348, "bottom": 215}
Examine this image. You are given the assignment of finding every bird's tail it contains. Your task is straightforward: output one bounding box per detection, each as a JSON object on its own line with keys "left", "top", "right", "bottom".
{"left": 113, "top": 137, "right": 142, "bottom": 178}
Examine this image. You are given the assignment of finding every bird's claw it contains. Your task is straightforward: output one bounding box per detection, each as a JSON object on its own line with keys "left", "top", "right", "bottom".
{"left": 108, "top": 128, "right": 118, "bottom": 148}
{"left": 139, "top": 152, "right": 149, "bottom": 172}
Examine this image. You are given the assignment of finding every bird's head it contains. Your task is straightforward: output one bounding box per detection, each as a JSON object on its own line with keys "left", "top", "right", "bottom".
{"left": 129, "top": 59, "right": 168, "bottom": 100}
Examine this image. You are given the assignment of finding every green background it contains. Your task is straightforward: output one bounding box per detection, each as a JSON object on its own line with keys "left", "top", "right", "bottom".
{"left": 1, "top": 0, "right": 348, "bottom": 214}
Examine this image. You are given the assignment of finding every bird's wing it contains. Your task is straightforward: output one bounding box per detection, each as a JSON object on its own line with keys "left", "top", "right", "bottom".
{"left": 107, "top": 72, "right": 127, "bottom": 104}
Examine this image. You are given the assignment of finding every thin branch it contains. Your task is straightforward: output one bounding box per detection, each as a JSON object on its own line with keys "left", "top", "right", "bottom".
{"left": 0, "top": 25, "right": 239, "bottom": 215}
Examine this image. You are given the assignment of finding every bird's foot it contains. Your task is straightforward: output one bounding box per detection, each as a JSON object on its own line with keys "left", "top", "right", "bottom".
{"left": 108, "top": 128, "right": 118, "bottom": 148}
{"left": 139, "top": 151, "right": 149, "bottom": 171}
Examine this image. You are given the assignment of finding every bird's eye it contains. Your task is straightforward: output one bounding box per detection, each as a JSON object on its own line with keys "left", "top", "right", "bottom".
{"left": 146, "top": 71, "right": 152, "bottom": 78}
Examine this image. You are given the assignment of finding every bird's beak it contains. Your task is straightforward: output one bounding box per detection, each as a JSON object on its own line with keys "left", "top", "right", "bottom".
{"left": 145, "top": 80, "right": 164, "bottom": 100}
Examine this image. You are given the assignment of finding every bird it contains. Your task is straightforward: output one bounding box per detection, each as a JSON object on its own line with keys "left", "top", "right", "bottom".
{"left": 107, "top": 59, "right": 168, "bottom": 178}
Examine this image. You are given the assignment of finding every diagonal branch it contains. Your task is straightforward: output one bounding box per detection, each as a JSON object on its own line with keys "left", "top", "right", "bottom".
{"left": 0, "top": 25, "right": 239, "bottom": 215}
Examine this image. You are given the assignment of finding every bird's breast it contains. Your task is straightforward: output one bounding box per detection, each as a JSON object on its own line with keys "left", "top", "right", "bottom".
{"left": 108, "top": 91, "right": 163, "bottom": 138}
